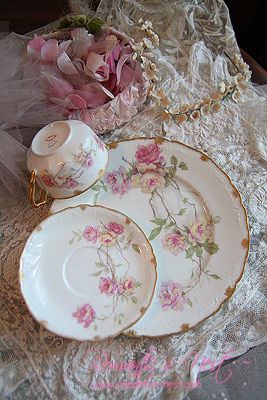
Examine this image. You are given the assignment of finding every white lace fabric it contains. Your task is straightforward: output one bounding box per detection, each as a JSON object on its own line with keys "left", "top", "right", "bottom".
{"left": 0, "top": 1, "right": 266, "bottom": 399}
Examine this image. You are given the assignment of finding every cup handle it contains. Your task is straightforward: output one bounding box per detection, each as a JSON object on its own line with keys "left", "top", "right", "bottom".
{"left": 29, "top": 170, "right": 48, "bottom": 208}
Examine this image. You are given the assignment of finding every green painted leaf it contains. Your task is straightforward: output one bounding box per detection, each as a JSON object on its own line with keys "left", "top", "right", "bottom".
{"left": 168, "top": 166, "right": 176, "bottom": 178}
{"left": 95, "top": 262, "right": 105, "bottom": 268}
{"left": 132, "top": 243, "right": 141, "bottom": 253}
{"left": 131, "top": 296, "right": 138, "bottom": 304}
{"left": 90, "top": 270, "right": 102, "bottom": 277}
{"left": 195, "top": 245, "right": 203, "bottom": 257}
{"left": 186, "top": 246, "right": 195, "bottom": 258}
{"left": 164, "top": 222, "right": 175, "bottom": 230}
{"left": 187, "top": 298, "right": 193, "bottom": 307}
{"left": 122, "top": 243, "right": 130, "bottom": 250}
{"left": 171, "top": 155, "right": 178, "bottom": 165}
{"left": 150, "top": 219, "right": 166, "bottom": 226}
{"left": 183, "top": 197, "right": 189, "bottom": 204}
{"left": 179, "top": 162, "right": 188, "bottom": 170}
{"left": 212, "top": 216, "right": 222, "bottom": 224}
{"left": 127, "top": 232, "right": 134, "bottom": 242}
{"left": 148, "top": 226, "right": 162, "bottom": 240}
{"left": 91, "top": 184, "right": 102, "bottom": 191}
{"left": 69, "top": 238, "right": 74, "bottom": 245}
{"left": 208, "top": 274, "right": 221, "bottom": 280}
{"left": 178, "top": 208, "right": 186, "bottom": 216}
{"left": 203, "top": 241, "right": 219, "bottom": 255}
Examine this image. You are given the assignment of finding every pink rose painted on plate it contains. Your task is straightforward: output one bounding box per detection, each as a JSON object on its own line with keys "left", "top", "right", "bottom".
{"left": 105, "top": 222, "right": 124, "bottom": 235}
{"left": 104, "top": 167, "right": 132, "bottom": 197}
{"left": 135, "top": 143, "right": 163, "bottom": 165}
{"left": 72, "top": 303, "right": 96, "bottom": 328}
{"left": 140, "top": 172, "right": 165, "bottom": 193}
{"left": 159, "top": 280, "right": 186, "bottom": 311}
{"left": 189, "top": 220, "right": 212, "bottom": 244}
{"left": 161, "top": 232, "right": 187, "bottom": 255}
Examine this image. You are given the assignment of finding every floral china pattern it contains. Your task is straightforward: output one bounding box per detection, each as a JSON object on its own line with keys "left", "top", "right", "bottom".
{"left": 70, "top": 220, "right": 143, "bottom": 329}
{"left": 40, "top": 141, "right": 100, "bottom": 190}
{"left": 92, "top": 142, "right": 221, "bottom": 310}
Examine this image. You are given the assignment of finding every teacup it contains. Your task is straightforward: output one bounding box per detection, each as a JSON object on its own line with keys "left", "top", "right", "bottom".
{"left": 27, "top": 120, "right": 108, "bottom": 207}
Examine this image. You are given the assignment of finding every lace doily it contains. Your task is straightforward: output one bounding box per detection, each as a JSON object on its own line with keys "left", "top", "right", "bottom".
{"left": 1, "top": 1, "right": 266, "bottom": 399}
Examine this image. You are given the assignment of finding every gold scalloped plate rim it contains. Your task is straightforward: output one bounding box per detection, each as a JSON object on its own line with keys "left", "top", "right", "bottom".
{"left": 19, "top": 204, "right": 158, "bottom": 342}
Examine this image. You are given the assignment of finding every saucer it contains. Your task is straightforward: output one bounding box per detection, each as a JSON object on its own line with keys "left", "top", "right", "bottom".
{"left": 20, "top": 205, "right": 157, "bottom": 340}
{"left": 51, "top": 138, "right": 249, "bottom": 337}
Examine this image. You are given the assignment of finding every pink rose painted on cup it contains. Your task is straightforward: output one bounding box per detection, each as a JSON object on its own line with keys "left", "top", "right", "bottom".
{"left": 159, "top": 280, "right": 186, "bottom": 311}
{"left": 84, "top": 154, "right": 94, "bottom": 168}
{"left": 105, "top": 222, "right": 124, "bottom": 235}
{"left": 65, "top": 178, "right": 79, "bottom": 189}
{"left": 40, "top": 174, "right": 55, "bottom": 187}
{"left": 104, "top": 166, "right": 132, "bottom": 197}
{"left": 189, "top": 220, "right": 212, "bottom": 244}
{"left": 140, "top": 172, "right": 165, "bottom": 193}
{"left": 161, "top": 232, "right": 187, "bottom": 255}
{"left": 135, "top": 143, "right": 162, "bottom": 165}
{"left": 83, "top": 226, "right": 99, "bottom": 243}
{"left": 72, "top": 303, "right": 96, "bottom": 328}
{"left": 99, "top": 277, "right": 117, "bottom": 296}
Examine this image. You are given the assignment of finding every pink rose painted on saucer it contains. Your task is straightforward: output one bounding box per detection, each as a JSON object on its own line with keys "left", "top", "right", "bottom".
{"left": 161, "top": 232, "right": 187, "bottom": 255}
{"left": 72, "top": 303, "right": 96, "bottom": 328}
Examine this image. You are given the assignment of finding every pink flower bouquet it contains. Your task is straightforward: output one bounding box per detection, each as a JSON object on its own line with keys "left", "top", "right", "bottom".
{"left": 26, "top": 17, "right": 149, "bottom": 134}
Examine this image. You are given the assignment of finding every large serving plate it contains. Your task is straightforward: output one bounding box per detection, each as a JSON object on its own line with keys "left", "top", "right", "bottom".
{"left": 20, "top": 205, "right": 157, "bottom": 341}
{"left": 51, "top": 138, "right": 249, "bottom": 337}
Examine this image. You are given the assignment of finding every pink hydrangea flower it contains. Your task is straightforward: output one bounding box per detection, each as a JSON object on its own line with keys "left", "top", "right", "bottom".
{"left": 72, "top": 303, "right": 95, "bottom": 328}
{"left": 40, "top": 174, "right": 55, "bottom": 187}
{"left": 105, "top": 222, "right": 124, "bottom": 235}
{"left": 104, "top": 166, "right": 132, "bottom": 196}
{"left": 135, "top": 144, "right": 162, "bottom": 165}
{"left": 140, "top": 172, "right": 165, "bottom": 193}
{"left": 159, "top": 280, "right": 186, "bottom": 311}
{"left": 64, "top": 178, "right": 79, "bottom": 189}
{"left": 99, "top": 277, "right": 117, "bottom": 296}
{"left": 161, "top": 232, "right": 187, "bottom": 255}
{"left": 189, "top": 220, "right": 212, "bottom": 244}
{"left": 84, "top": 154, "right": 94, "bottom": 168}
{"left": 83, "top": 226, "right": 99, "bottom": 243}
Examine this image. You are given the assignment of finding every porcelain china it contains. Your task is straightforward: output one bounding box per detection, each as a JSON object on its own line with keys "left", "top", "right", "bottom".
{"left": 51, "top": 138, "right": 249, "bottom": 337}
{"left": 27, "top": 120, "right": 108, "bottom": 206}
{"left": 20, "top": 205, "right": 157, "bottom": 341}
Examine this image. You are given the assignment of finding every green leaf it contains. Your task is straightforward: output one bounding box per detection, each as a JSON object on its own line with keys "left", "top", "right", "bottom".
{"left": 212, "top": 216, "right": 222, "bottom": 224}
{"left": 69, "top": 238, "right": 74, "bottom": 245}
{"left": 114, "top": 263, "right": 123, "bottom": 268}
{"left": 91, "top": 184, "right": 102, "bottom": 191}
{"left": 203, "top": 241, "right": 219, "bottom": 255}
{"left": 131, "top": 296, "right": 138, "bottom": 304}
{"left": 90, "top": 270, "right": 102, "bottom": 277}
{"left": 186, "top": 246, "right": 195, "bottom": 258}
{"left": 168, "top": 166, "right": 176, "bottom": 178}
{"left": 171, "top": 155, "right": 178, "bottom": 165}
{"left": 150, "top": 218, "right": 166, "bottom": 226}
{"left": 148, "top": 226, "right": 162, "bottom": 241}
{"left": 164, "top": 222, "right": 175, "bottom": 230}
{"left": 187, "top": 298, "right": 193, "bottom": 307}
{"left": 178, "top": 208, "right": 186, "bottom": 216}
{"left": 122, "top": 243, "right": 130, "bottom": 250}
{"left": 93, "top": 191, "right": 100, "bottom": 205}
{"left": 179, "top": 162, "right": 188, "bottom": 171}
{"left": 87, "top": 18, "right": 105, "bottom": 34}
{"left": 132, "top": 243, "right": 141, "bottom": 253}
{"left": 195, "top": 245, "right": 203, "bottom": 257}
{"left": 127, "top": 232, "right": 134, "bottom": 243}
{"left": 208, "top": 274, "right": 221, "bottom": 280}
{"left": 95, "top": 262, "right": 106, "bottom": 268}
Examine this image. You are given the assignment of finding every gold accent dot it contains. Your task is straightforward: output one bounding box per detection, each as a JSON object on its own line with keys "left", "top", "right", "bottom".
{"left": 242, "top": 239, "right": 249, "bottom": 249}
{"left": 108, "top": 142, "right": 118, "bottom": 149}
{"left": 224, "top": 287, "right": 235, "bottom": 297}
{"left": 181, "top": 323, "right": 190, "bottom": 332}
{"left": 200, "top": 154, "right": 209, "bottom": 162}
{"left": 154, "top": 137, "right": 165, "bottom": 145}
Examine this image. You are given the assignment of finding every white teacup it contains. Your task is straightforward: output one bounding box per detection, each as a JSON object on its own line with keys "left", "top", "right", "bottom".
{"left": 27, "top": 120, "right": 108, "bottom": 207}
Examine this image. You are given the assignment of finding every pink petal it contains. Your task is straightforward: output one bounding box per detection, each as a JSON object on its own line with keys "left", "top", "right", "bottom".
{"left": 43, "top": 72, "right": 74, "bottom": 98}
{"left": 66, "top": 94, "right": 87, "bottom": 109}
{"left": 57, "top": 52, "right": 79, "bottom": 75}
{"left": 86, "top": 52, "right": 105, "bottom": 73}
{"left": 105, "top": 35, "right": 117, "bottom": 54}
{"left": 116, "top": 54, "right": 130, "bottom": 85}
{"left": 27, "top": 37, "right": 46, "bottom": 58}
{"left": 58, "top": 40, "right": 72, "bottom": 55}
{"left": 41, "top": 39, "right": 59, "bottom": 62}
